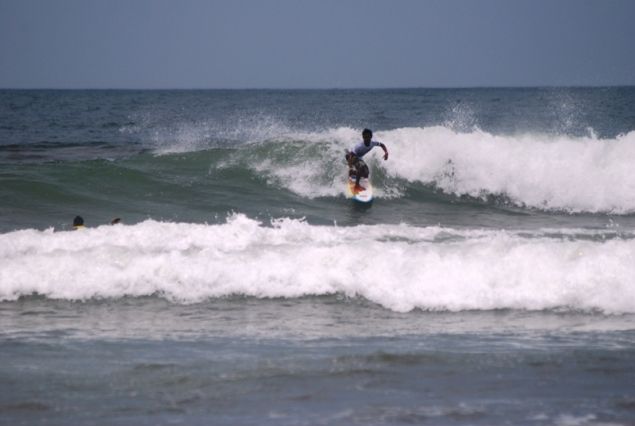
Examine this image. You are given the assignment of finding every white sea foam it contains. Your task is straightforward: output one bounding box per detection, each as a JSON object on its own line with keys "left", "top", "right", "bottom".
{"left": 1, "top": 215, "right": 634, "bottom": 313}
{"left": 381, "top": 126, "right": 635, "bottom": 213}
{"left": 224, "top": 125, "right": 635, "bottom": 213}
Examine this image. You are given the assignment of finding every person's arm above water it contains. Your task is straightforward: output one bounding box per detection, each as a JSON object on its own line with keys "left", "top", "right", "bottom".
{"left": 377, "top": 142, "right": 388, "bottom": 160}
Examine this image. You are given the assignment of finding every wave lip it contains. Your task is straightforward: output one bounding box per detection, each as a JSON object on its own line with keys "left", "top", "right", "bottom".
{"left": 1, "top": 215, "right": 634, "bottom": 314}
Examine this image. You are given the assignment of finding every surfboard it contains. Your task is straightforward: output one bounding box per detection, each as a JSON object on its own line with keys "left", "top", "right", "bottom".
{"left": 346, "top": 176, "right": 373, "bottom": 203}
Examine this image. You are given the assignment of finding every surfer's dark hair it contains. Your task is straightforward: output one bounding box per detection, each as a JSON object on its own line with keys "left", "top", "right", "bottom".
{"left": 73, "top": 216, "right": 84, "bottom": 226}
{"left": 362, "top": 128, "right": 372, "bottom": 137}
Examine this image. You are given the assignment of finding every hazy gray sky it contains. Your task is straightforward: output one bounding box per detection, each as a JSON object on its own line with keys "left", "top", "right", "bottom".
{"left": 1, "top": 0, "right": 634, "bottom": 88}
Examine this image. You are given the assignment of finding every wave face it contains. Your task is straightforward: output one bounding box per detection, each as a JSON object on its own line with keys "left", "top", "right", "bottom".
{"left": 3, "top": 88, "right": 635, "bottom": 235}
{"left": 2, "top": 215, "right": 634, "bottom": 313}
{"left": 178, "top": 125, "right": 635, "bottom": 214}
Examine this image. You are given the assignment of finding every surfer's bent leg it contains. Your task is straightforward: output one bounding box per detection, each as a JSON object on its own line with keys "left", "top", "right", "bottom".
{"left": 354, "top": 159, "right": 368, "bottom": 189}
{"left": 360, "top": 162, "right": 369, "bottom": 178}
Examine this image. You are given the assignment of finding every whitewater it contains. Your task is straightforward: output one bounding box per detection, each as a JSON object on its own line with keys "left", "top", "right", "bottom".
{"left": 2, "top": 88, "right": 635, "bottom": 426}
{"left": 198, "top": 125, "right": 635, "bottom": 214}
{"left": 2, "top": 214, "right": 634, "bottom": 314}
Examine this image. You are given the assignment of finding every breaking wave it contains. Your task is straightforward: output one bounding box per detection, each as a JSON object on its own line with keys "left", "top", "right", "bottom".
{"left": 2, "top": 214, "right": 634, "bottom": 313}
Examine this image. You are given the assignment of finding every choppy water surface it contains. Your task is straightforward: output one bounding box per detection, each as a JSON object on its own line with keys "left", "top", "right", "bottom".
{"left": 1, "top": 88, "right": 635, "bottom": 425}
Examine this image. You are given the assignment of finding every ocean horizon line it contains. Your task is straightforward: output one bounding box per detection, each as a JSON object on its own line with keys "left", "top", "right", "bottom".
{"left": 2, "top": 84, "right": 634, "bottom": 91}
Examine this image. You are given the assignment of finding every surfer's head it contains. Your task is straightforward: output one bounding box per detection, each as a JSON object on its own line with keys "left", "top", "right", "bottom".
{"left": 362, "top": 128, "right": 372, "bottom": 144}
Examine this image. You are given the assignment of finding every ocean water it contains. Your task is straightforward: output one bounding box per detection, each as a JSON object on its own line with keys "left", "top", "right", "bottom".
{"left": 1, "top": 88, "right": 635, "bottom": 425}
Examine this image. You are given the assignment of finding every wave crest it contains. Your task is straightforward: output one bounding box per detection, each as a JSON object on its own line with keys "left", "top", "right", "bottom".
{"left": 2, "top": 215, "right": 634, "bottom": 314}
{"left": 383, "top": 126, "right": 635, "bottom": 214}
{"left": 205, "top": 125, "right": 635, "bottom": 213}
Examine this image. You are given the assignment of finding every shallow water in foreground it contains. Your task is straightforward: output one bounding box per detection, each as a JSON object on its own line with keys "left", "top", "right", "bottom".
{"left": 2, "top": 297, "right": 635, "bottom": 426}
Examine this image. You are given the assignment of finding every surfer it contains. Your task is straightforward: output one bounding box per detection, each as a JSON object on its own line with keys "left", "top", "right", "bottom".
{"left": 345, "top": 128, "right": 389, "bottom": 192}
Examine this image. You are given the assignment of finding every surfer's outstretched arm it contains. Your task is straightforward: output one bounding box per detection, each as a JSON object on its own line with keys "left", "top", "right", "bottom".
{"left": 379, "top": 143, "right": 389, "bottom": 160}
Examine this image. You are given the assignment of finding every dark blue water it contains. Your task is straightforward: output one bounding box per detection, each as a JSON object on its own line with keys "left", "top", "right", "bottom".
{"left": 1, "top": 88, "right": 635, "bottom": 425}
